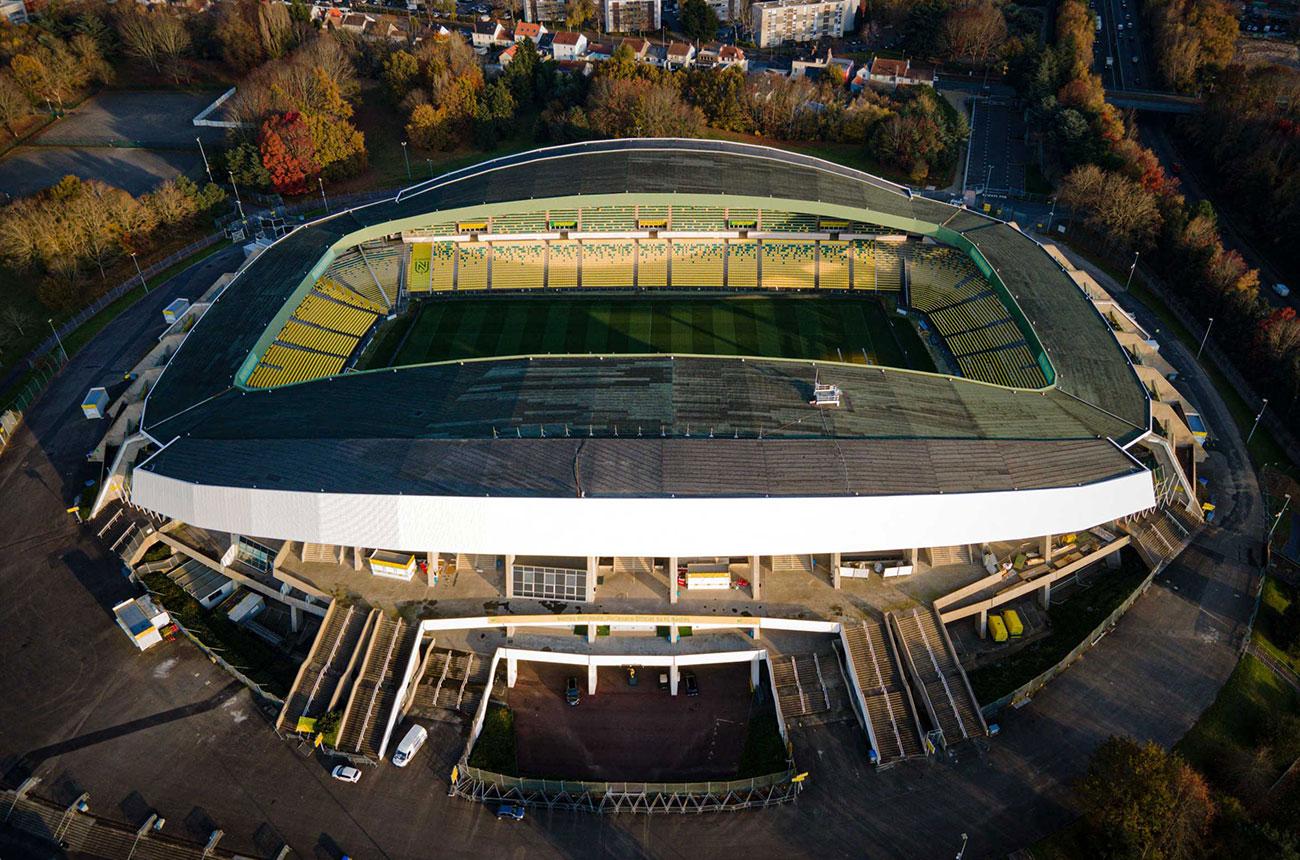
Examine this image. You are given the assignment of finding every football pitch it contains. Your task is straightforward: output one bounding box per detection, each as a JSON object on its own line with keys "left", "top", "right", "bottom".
{"left": 388, "top": 295, "right": 936, "bottom": 372}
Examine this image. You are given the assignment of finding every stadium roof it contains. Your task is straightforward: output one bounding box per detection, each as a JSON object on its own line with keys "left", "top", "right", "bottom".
{"left": 139, "top": 140, "right": 1151, "bottom": 511}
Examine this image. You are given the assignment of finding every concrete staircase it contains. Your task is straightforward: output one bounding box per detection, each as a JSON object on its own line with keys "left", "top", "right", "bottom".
{"left": 770, "top": 554, "right": 813, "bottom": 575}
{"left": 410, "top": 648, "right": 494, "bottom": 721}
{"left": 928, "top": 545, "right": 972, "bottom": 567}
{"left": 890, "top": 608, "right": 986, "bottom": 749}
{"left": 771, "top": 653, "right": 832, "bottom": 719}
{"left": 336, "top": 615, "right": 419, "bottom": 759}
{"left": 277, "top": 602, "right": 370, "bottom": 732}
{"left": 841, "top": 621, "right": 924, "bottom": 765}
{"left": 1127, "top": 506, "right": 1192, "bottom": 567}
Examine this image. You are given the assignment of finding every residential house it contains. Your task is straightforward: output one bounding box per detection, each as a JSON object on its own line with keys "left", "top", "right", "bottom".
{"left": 665, "top": 41, "right": 696, "bottom": 69}
{"left": 696, "top": 44, "right": 748, "bottom": 71}
{"left": 791, "top": 49, "right": 853, "bottom": 82}
{"left": 619, "top": 37, "right": 651, "bottom": 61}
{"left": 514, "top": 21, "right": 547, "bottom": 42}
{"left": 0, "top": 0, "right": 26, "bottom": 23}
{"left": 472, "top": 19, "right": 510, "bottom": 49}
{"left": 866, "top": 57, "right": 935, "bottom": 88}
{"left": 551, "top": 31, "right": 588, "bottom": 61}
{"left": 339, "top": 12, "right": 374, "bottom": 33}
{"left": 499, "top": 43, "right": 520, "bottom": 65}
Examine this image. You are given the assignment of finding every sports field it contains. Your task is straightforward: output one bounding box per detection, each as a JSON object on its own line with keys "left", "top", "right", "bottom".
{"left": 388, "top": 295, "right": 936, "bottom": 372}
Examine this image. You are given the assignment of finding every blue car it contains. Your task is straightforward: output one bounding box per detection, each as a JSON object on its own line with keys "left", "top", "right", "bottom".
{"left": 496, "top": 803, "right": 526, "bottom": 820}
{"left": 565, "top": 675, "right": 581, "bottom": 706}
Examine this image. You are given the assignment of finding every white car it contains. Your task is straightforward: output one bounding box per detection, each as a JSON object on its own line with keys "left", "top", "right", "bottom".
{"left": 1274, "top": 283, "right": 1291, "bottom": 298}
{"left": 331, "top": 765, "right": 362, "bottom": 783}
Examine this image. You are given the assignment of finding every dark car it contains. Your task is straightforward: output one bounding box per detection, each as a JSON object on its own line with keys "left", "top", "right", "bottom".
{"left": 684, "top": 671, "right": 699, "bottom": 697}
{"left": 496, "top": 803, "right": 525, "bottom": 820}
{"left": 565, "top": 675, "right": 581, "bottom": 706}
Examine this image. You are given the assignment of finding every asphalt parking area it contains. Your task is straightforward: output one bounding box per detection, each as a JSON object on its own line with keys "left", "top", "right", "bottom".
{"left": 509, "top": 662, "right": 756, "bottom": 782}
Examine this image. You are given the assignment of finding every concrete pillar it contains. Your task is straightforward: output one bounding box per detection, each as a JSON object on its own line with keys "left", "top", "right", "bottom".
{"left": 670, "top": 664, "right": 679, "bottom": 696}
{"left": 668, "top": 556, "right": 679, "bottom": 604}
{"left": 670, "top": 624, "right": 679, "bottom": 644}
{"left": 505, "top": 625, "right": 515, "bottom": 638}
{"left": 587, "top": 662, "right": 598, "bottom": 695}
{"left": 585, "top": 556, "right": 597, "bottom": 603}
{"left": 290, "top": 605, "right": 302, "bottom": 633}
{"left": 751, "top": 623, "right": 761, "bottom": 640}
{"left": 587, "top": 622, "right": 597, "bottom": 643}
{"left": 750, "top": 555, "right": 761, "bottom": 600}
{"left": 978, "top": 608, "right": 987, "bottom": 639}
{"left": 831, "top": 552, "right": 842, "bottom": 589}
{"left": 506, "top": 656, "right": 517, "bottom": 688}
{"left": 1040, "top": 581, "right": 1051, "bottom": 609}
{"left": 751, "top": 655, "right": 761, "bottom": 687}
{"left": 353, "top": 547, "right": 364, "bottom": 571}
{"left": 906, "top": 548, "right": 918, "bottom": 567}
{"left": 504, "top": 553, "right": 515, "bottom": 599}
{"left": 1041, "top": 534, "right": 1054, "bottom": 563}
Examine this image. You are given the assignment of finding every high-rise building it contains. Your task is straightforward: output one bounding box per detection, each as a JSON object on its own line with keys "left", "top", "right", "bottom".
{"left": 750, "top": 0, "right": 855, "bottom": 47}
{"left": 602, "top": 0, "right": 661, "bottom": 32}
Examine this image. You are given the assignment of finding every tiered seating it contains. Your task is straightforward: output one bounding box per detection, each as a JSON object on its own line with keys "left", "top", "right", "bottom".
{"left": 489, "top": 241, "right": 545, "bottom": 290}
{"left": 323, "top": 253, "right": 374, "bottom": 298}
{"left": 910, "top": 276, "right": 988, "bottom": 314}
{"left": 761, "top": 240, "right": 817, "bottom": 289}
{"left": 944, "top": 320, "right": 1022, "bottom": 356}
{"left": 929, "top": 292, "right": 1006, "bottom": 332}
{"left": 582, "top": 205, "right": 637, "bottom": 231}
{"left": 430, "top": 242, "right": 455, "bottom": 291}
{"left": 294, "top": 293, "right": 375, "bottom": 336}
{"left": 819, "top": 241, "right": 850, "bottom": 290}
{"left": 670, "top": 240, "right": 725, "bottom": 287}
{"left": 874, "top": 242, "right": 905, "bottom": 291}
{"left": 957, "top": 345, "right": 1047, "bottom": 388}
{"left": 669, "top": 206, "right": 726, "bottom": 230}
{"left": 456, "top": 244, "right": 488, "bottom": 291}
{"left": 358, "top": 244, "right": 401, "bottom": 306}
{"left": 316, "top": 277, "right": 385, "bottom": 315}
{"left": 727, "top": 240, "right": 758, "bottom": 288}
{"left": 407, "top": 243, "right": 432, "bottom": 293}
{"left": 581, "top": 240, "right": 635, "bottom": 287}
{"left": 850, "top": 241, "right": 877, "bottom": 291}
{"left": 278, "top": 319, "right": 357, "bottom": 357}
{"left": 910, "top": 245, "right": 977, "bottom": 300}
{"left": 247, "top": 344, "right": 346, "bottom": 388}
{"left": 637, "top": 240, "right": 668, "bottom": 287}
{"left": 548, "top": 241, "right": 579, "bottom": 288}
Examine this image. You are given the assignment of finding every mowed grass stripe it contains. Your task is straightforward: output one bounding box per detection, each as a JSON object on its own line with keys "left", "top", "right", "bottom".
{"left": 392, "top": 296, "right": 934, "bottom": 371}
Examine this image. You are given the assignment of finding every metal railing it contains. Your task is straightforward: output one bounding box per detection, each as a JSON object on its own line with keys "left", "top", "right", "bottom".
{"left": 459, "top": 765, "right": 795, "bottom": 796}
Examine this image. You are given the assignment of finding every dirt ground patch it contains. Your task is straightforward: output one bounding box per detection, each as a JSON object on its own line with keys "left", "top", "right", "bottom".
{"left": 508, "top": 662, "right": 764, "bottom": 782}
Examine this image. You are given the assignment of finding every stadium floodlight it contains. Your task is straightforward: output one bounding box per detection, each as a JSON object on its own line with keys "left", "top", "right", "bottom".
{"left": 1268, "top": 494, "right": 1292, "bottom": 545}
{"left": 1124, "top": 250, "right": 1139, "bottom": 290}
{"left": 1246, "top": 398, "right": 1269, "bottom": 444}
{"left": 1196, "top": 317, "right": 1213, "bottom": 359}
{"left": 401, "top": 140, "right": 412, "bottom": 181}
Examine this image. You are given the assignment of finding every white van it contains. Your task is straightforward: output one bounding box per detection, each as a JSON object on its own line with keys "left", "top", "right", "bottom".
{"left": 392, "top": 724, "right": 428, "bottom": 767}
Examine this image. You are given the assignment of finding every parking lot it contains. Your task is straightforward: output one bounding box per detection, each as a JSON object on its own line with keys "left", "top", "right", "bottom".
{"left": 507, "top": 662, "right": 759, "bottom": 782}
{"left": 966, "top": 97, "right": 1026, "bottom": 197}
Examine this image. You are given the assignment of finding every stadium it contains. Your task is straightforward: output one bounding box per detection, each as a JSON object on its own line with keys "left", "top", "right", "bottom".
{"left": 104, "top": 139, "right": 1204, "bottom": 806}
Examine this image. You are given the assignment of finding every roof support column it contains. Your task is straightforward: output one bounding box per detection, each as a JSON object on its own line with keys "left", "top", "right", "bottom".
{"left": 978, "top": 608, "right": 988, "bottom": 639}
{"left": 504, "top": 554, "right": 515, "bottom": 599}
{"left": 290, "top": 604, "right": 302, "bottom": 633}
{"left": 1040, "top": 581, "right": 1052, "bottom": 609}
{"left": 585, "top": 556, "right": 597, "bottom": 604}
{"left": 506, "top": 655, "right": 517, "bottom": 688}
{"left": 669, "top": 556, "right": 679, "bottom": 604}
{"left": 831, "top": 552, "right": 842, "bottom": 589}
{"left": 751, "top": 654, "right": 761, "bottom": 688}
{"left": 353, "top": 547, "right": 363, "bottom": 571}
{"left": 1041, "top": 534, "right": 1054, "bottom": 563}
{"left": 587, "top": 622, "right": 597, "bottom": 643}
{"left": 670, "top": 661, "right": 679, "bottom": 696}
{"left": 750, "top": 555, "right": 761, "bottom": 600}
{"left": 588, "top": 660, "right": 598, "bottom": 695}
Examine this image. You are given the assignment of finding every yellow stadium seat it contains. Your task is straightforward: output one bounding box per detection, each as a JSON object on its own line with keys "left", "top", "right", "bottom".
{"left": 726, "top": 240, "right": 758, "bottom": 288}
{"left": 457, "top": 245, "right": 489, "bottom": 291}
{"left": 819, "top": 241, "right": 849, "bottom": 290}
{"left": 548, "top": 241, "right": 579, "bottom": 289}
{"left": 490, "top": 242, "right": 545, "bottom": 290}
{"left": 761, "top": 241, "right": 817, "bottom": 289}
{"left": 407, "top": 243, "right": 433, "bottom": 294}
{"left": 637, "top": 240, "right": 668, "bottom": 287}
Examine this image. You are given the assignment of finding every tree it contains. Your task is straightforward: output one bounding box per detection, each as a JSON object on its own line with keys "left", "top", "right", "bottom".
{"left": 116, "top": 8, "right": 165, "bottom": 73}
{"left": 0, "top": 73, "right": 31, "bottom": 138}
{"left": 680, "top": 0, "right": 720, "bottom": 41}
{"left": 941, "top": 0, "right": 1007, "bottom": 64}
{"left": 502, "top": 37, "right": 540, "bottom": 102}
{"left": 259, "top": 112, "right": 320, "bottom": 194}
{"left": 564, "top": 0, "right": 597, "bottom": 29}
{"left": 1077, "top": 736, "right": 1215, "bottom": 860}
{"left": 257, "top": 0, "right": 294, "bottom": 60}
{"left": 226, "top": 141, "right": 273, "bottom": 190}
{"left": 684, "top": 66, "right": 749, "bottom": 132}
{"left": 383, "top": 49, "right": 420, "bottom": 101}
{"left": 1, "top": 306, "right": 36, "bottom": 337}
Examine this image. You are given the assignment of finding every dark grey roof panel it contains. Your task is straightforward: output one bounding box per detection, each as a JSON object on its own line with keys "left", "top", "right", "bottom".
{"left": 141, "top": 436, "right": 1139, "bottom": 498}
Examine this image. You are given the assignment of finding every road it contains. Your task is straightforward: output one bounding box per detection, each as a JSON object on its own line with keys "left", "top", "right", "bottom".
{"left": 965, "top": 97, "right": 1027, "bottom": 197}
{"left": 0, "top": 242, "right": 1264, "bottom": 859}
{"left": 1095, "top": 0, "right": 1152, "bottom": 90}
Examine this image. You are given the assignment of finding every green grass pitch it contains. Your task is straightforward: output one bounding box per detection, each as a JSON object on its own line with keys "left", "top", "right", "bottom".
{"left": 389, "top": 294, "right": 936, "bottom": 373}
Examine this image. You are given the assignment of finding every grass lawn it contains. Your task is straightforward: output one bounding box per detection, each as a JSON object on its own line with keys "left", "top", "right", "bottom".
{"left": 1253, "top": 576, "right": 1300, "bottom": 676}
{"left": 1175, "top": 654, "right": 1300, "bottom": 806}
{"left": 736, "top": 712, "right": 789, "bottom": 778}
{"left": 388, "top": 294, "right": 936, "bottom": 372}
{"left": 966, "top": 549, "right": 1150, "bottom": 704}
{"left": 469, "top": 703, "right": 518, "bottom": 775}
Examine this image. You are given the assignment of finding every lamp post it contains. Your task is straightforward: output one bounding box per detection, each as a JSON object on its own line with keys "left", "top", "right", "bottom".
{"left": 131, "top": 252, "right": 148, "bottom": 294}
{"left": 427, "top": 158, "right": 434, "bottom": 178}
{"left": 196, "top": 136, "right": 214, "bottom": 184}
{"left": 228, "top": 171, "right": 246, "bottom": 221}
{"left": 1268, "top": 494, "right": 1292, "bottom": 546}
{"left": 1247, "top": 398, "right": 1269, "bottom": 444}
{"left": 318, "top": 176, "right": 328, "bottom": 214}
{"left": 1045, "top": 196, "right": 1057, "bottom": 233}
{"left": 956, "top": 833, "right": 969, "bottom": 859}
{"left": 401, "top": 140, "right": 411, "bottom": 181}
{"left": 48, "top": 318, "right": 67, "bottom": 362}
{"left": 1196, "top": 317, "right": 1213, "bottom": 360}
{"left": 1124, "top": 250, "right": 1140, "bottom": 290}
